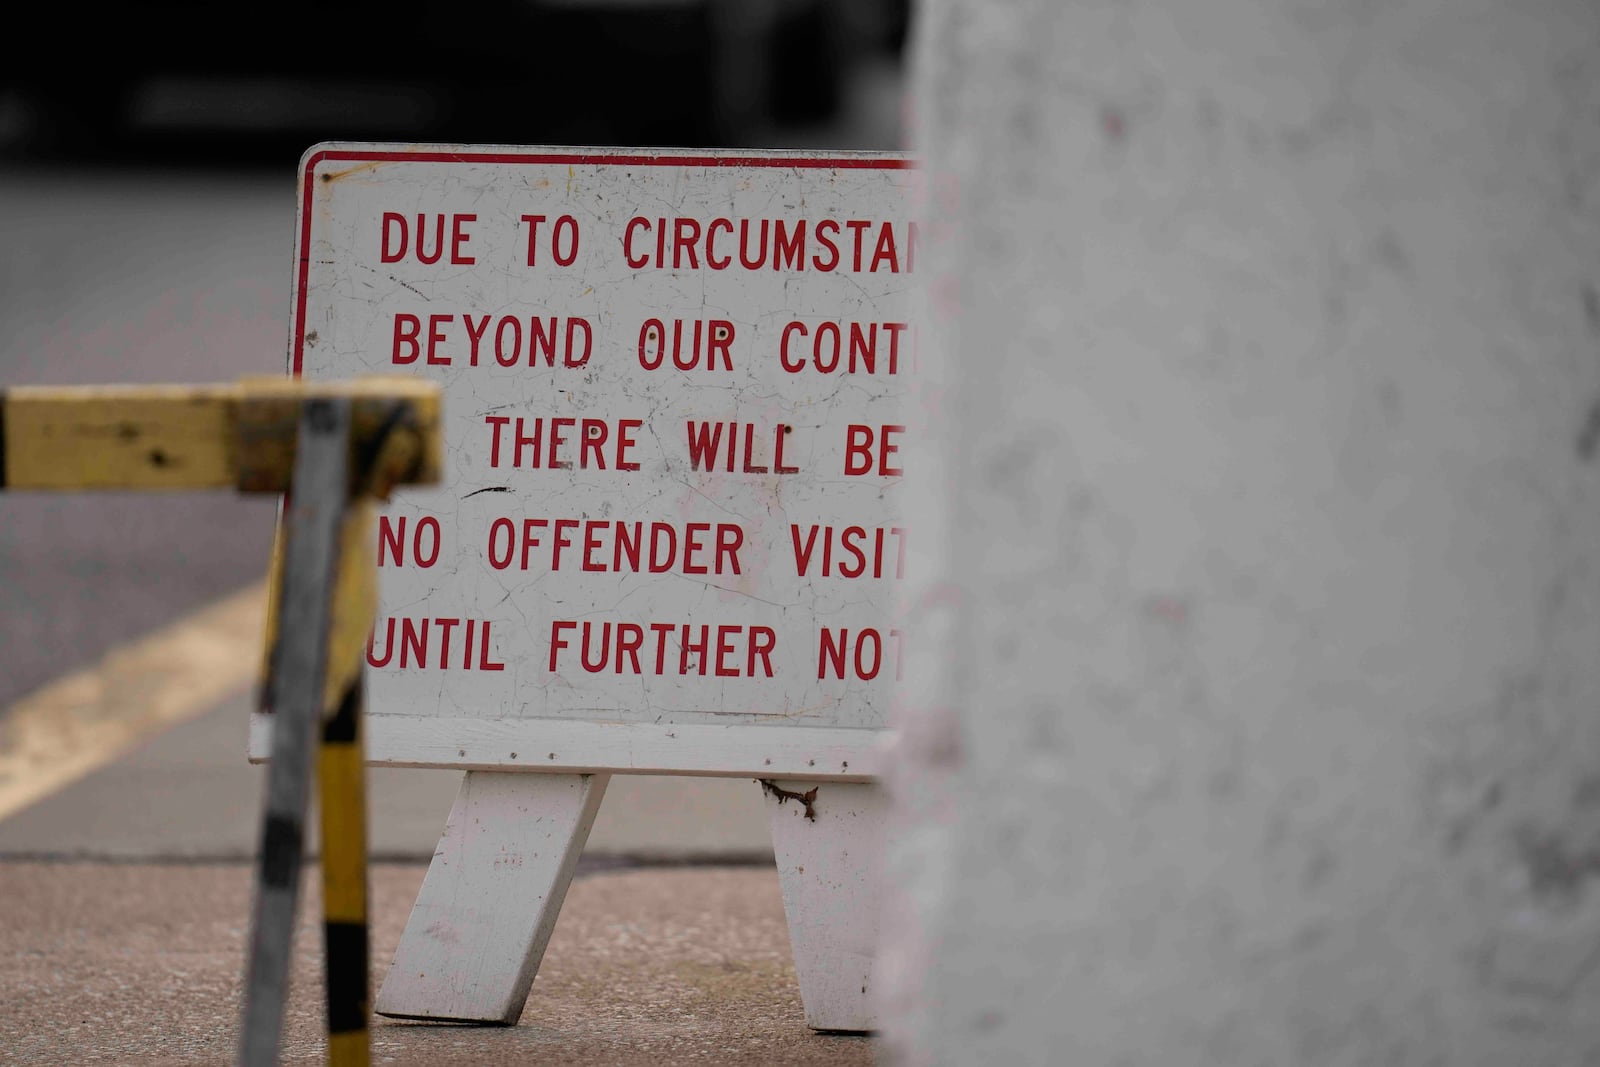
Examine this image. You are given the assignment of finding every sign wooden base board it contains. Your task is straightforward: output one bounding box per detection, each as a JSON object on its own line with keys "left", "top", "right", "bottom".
{"left": 249, "top": 715, "right": 884, "bottom": 782}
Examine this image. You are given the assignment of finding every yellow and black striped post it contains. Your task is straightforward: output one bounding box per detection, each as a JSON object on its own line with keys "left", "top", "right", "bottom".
{"left": 317, "top": 507, "right": 377, "bottom": 1066}
{"left": 0, "top": 377, "right": 442, "bottom": 1067}
{"left": 247, "top": 389, "right": 440, "bottom": 1067}
{"left": 319, "top": 675, "right": 372, "bottom": 1066}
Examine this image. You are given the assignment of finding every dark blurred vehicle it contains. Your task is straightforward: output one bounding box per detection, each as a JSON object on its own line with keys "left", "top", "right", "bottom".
{"left": 1, "top": 0, "right": 907, "bottom": 161}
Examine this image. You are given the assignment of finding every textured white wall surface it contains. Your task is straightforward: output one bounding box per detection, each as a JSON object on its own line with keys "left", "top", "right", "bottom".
{"left": 881, "top": 0, "right": 1600, "bottom": 1063}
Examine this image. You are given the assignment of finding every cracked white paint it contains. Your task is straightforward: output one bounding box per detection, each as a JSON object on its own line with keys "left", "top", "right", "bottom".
{"left": 251, "top": 146, "right": 921, "bottom": 777}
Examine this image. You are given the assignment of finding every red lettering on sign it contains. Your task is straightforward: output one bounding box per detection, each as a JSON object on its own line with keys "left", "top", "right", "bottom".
{"left": 845, "top": 220, "right": 872, "bottom": 271}
{"left": 379, "top": 212, "right": 475, "bottom": 265}
{"left": 463, "top": 314, "right": 491, "bottom": 362}
{"left": 522, "top": 213, "right": 580, "bottom": 266}
{"left": 715, "top": 625, "right": 741, "bottom": 677}
{"left": 549, "top": 620, "right": 574, "bottom": 671}
{"left": 616, "top": 216, "right": 914, "bottom": 273}
{"left": 773, "top": 220, "right": 804, "bottom": 271}
{"left": 392, "top": 313, "right": 421, "bottom": 364}
{"left": 483, "top": 416, "right": 641, "bottom": 470}
{"left": 779, "top": 320, "right": 910, "bottom": 375}
{"left": 740, "top": 219, "right": 768, "bottom": 269}
{"left": 637, "top": 319, "right": 734, "bottom": 371}
{"left": 548, "top": 620, "right": 777, "bottom": 677}
{"left": 616, "top": 623, "right": 645, "bottom": 674}
{"left": 843, "top": 424, "right": 904, "bottom": 477}
{"left": 426, "top": 314, "right": 450, "bottom": 365}
{"left": 673, "top": 217, "right": 702, "bottom": 269}
{"left": 391, "top": 313, "right": 591, "bottom": 368}
{"left": 366, "top": 616, "right": 505, "bottom": 670}
{"left": 622, "top": 217, "right": 650, "bottom": 268}
{"left": 380, "top": 212, "right": 407, "bottom": 262}
{"left": 813, "top": 219, "right": 841, "bottom": 271}
{"left": 453, "top": 215, "right": 476, "bottom": 264}
{"left": 616, "top": 418, "right": 640, "bottom": 472}
{"left": 817, "top": 627, "right": 905, "bottom": 680}
{"left": 870, "top": 223, "right": 899, "bottom": 272}
{"left": 685, "top": 421, "right": 799, "bottom": 474}
{"left": 790, "top": 524, "right": 905, "bottom": 578}
{"left": 486, "top": 518, "right": 746, "bottom": 575}
{"left": 705, "top": 218, "right": 733, "bottom": 269}
{"left": 551, "top": 518, "right": 579, "bottom": 571}
{"left": 581, "top": 622, "right": 611, "bottom": 672}
{"left": 378, "top": 515, "right": 442, "bottom": 568}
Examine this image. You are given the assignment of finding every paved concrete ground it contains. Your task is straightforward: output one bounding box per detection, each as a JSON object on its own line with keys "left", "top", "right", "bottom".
{"left": 0, "top": 692, "right": 861, "bottom": 1064}
{"left": 0, "top": 691, "right": 878, "bottom": 1064}
{"left": 0, "top": 861, "right": 878, "bottom": 1065}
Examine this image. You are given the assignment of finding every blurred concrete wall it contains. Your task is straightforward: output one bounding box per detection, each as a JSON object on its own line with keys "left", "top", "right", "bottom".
{"left": 882, "top": 0, "right": 1600, "bottom": 1062}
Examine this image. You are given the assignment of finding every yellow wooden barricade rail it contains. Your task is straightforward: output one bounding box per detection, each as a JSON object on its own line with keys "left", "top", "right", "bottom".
{"left": 0, "top": 376, "right": 443, "bottom": 1067}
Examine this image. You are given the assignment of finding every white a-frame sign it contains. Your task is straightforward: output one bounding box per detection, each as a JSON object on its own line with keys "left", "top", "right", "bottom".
{"left": 251, "top": 144, "right": 920, "bottom": 1032}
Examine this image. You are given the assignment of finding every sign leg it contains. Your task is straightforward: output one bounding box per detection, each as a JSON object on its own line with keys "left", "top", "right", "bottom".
{"left": 761, "top": 778, "right": 886, "bottom": 1033}
{"left": 374, "top": 770, "right": 610, "bottom": 1024}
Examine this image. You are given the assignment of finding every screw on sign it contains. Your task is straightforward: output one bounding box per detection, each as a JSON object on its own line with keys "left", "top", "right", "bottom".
{"left": 0, "top": 376, "right": 443, "bottom": 1067}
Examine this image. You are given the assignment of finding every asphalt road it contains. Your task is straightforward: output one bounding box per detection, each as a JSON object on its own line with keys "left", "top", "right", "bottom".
{"left": 0, "top": 56, "right": 906, "bottom": 715}
{"left": 0, "top": 169, "right": 290, "bottom": 708}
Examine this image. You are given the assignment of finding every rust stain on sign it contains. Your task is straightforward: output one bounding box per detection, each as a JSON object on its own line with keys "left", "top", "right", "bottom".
{"left": 760, "top": 779, "right": 818, "bottom": 821}
{"left": 321, "top": 161, "right": 390, "bottom": 185}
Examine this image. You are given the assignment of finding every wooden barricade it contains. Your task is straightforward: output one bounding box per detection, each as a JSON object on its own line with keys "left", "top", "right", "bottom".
{"left": 0, "top": 376, "right": 443, "bottom": 1067}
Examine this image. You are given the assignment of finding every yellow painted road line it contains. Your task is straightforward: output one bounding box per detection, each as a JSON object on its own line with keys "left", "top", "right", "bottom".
{"left": 0, "top": 578, "right": 268, "bottom": 822}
